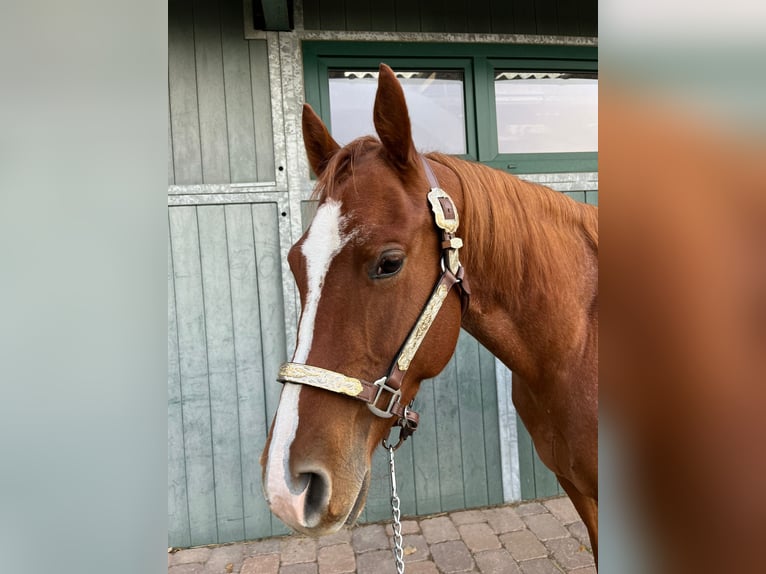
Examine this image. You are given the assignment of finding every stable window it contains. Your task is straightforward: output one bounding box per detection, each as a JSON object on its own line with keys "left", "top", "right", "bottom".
{"left": 494, "top": 71, "right": 598, "bottom": 154}
{"left": 303, "top": 42, "right": 597, "bottom": 174}
{"left": 329, "top": 70, "right": 467, "bottom": 155}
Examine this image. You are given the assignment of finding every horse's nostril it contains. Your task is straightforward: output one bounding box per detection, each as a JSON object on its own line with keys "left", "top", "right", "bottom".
{"left": 301, "top": 472, "right": 330, "bottom": 525}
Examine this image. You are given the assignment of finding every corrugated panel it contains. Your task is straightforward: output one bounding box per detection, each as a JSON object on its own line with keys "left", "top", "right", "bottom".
{"left": 168, "top": 0, "right": 275, "bottom": 185}
{"left": 168, "top": 203, "right": 288, "bottom": 547}
{"left": 301, "top": 0, "right": 597, "bottom": 36}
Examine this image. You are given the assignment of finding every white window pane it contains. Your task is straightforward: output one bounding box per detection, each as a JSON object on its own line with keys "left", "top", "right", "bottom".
{"left": 495, "top": 72, "right": 598, "bottom": 153}
{"left": 328, "top": 70, "right": 466, "bottom": 155}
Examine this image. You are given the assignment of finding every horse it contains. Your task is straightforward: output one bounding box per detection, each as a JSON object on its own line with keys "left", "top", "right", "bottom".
{"left": 260, "top": 64, "right": 598, "bottom": 561}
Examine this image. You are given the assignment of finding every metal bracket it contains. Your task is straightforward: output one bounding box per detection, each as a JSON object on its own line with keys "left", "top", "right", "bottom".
{"left": 367, "top": 377, "right": 402, "bottom": 419}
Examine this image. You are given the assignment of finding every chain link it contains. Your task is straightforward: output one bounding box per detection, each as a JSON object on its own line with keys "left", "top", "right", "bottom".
{"left": 387, "top": 443, "right": 406, "bottom": 574}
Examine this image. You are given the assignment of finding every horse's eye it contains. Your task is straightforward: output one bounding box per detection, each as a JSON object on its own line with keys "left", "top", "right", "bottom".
{"left": 372, "top": 251, "right": 405, "bottom": 279}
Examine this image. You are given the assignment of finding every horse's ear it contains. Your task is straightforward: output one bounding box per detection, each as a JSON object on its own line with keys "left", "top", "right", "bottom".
{"left": 373, "top": 64, "right": 417, "bottom": 169}
{"left": 302, "top": 103, "right": 340, "bottom": 178}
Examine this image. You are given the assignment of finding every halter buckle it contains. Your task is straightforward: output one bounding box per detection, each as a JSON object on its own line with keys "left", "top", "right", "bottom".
{"left": 367, "top": 377, "right": 402, "bottom": 419}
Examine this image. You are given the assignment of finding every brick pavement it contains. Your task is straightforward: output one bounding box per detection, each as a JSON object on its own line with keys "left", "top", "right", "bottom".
{"left": 168, "top": 495, "right": 595, "bottom": 574}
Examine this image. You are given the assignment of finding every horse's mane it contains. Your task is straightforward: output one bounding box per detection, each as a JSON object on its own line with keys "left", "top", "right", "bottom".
{"left": 311, "top": 137, "right": 380, "bottom": 201}
{"left": 310, "top": 139, "right": 598, "bottom": 310}
{"left": 429, "top": 153, "right": 598, "bottom": 309}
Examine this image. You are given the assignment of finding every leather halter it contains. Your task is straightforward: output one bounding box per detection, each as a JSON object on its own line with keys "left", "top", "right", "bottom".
{"left": 277, "top": 156, "right": 469, "bottom": 445}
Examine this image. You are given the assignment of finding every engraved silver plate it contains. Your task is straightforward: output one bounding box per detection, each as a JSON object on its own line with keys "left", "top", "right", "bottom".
{"left": 427, "top": 188, "right": 460, "bottom": 234}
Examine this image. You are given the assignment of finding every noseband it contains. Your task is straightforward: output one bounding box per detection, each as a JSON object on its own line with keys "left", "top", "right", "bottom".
{"left": 277, "top": 156, "right": 469, "bottom": 448}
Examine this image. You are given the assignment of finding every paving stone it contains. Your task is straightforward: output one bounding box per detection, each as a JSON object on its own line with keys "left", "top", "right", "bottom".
{"left": 404, "top": 562, "right": 440, "bottom": 574}
{"left": 241, "top": 554, "right": 279, "bottom": 574}
{"left": 280, "top": 537, "right": 317, "bottom": 565}
{"left": 243, "top": 538, "right": 281, "bottom": 556}
{"left": 500, "top": 530, "right": 548, "bottom": 561}
{"left": 356, "top": 549, "right": 397, "bottom": 574}
{"left": 566, "top": 521, "right": 592, "bottom": 551}
{"left": 430, "top": 540, "right": 475, "bottom": 573}
{"left": 385, "top": 519, "right": 420, "bottom": 536}
{"left": 172, "top": 547, "right": 212, "bottom": 565}
{"left": 514, "top": 502, "right": 547, "bottom": 517}
{"left": 569, "top": 567, "right": 597, "bottom": 574}
{"left": 474, "top": 549, "right": 521, "bottom": 574}
{"left": 317, "top": 543, "right": 355, "bottom": 574}
{"left": 518, "top": 557, "right": 564, "bottom": 574}
{"left": 352, "top": 524, "right": 390, "bottom": 553}
{"left": 205, "top": 544, "right": 243, "bottom": 572}
{"left": 458, "top": 523, "right": 502, "bottom": 552}
{"left": 522, "top": 514, "right": 570, "bottom": 541}
{"left": 450, "top": 509, "right": 488, "bottom": 526}
{"left": 317, "top": 527, "right": 352, "bottom": 548}
{"left": 542, "top": 497, "right": 580, "bottom": 526}
{"left": 400, "top": 533, "right": 429, "bottom": 563}
{"left": 482, "top": 506, "right": 525, "bottom": 534}
{"left": 279, "top": 563, "right": 318, "bottom": 574}
{"left": 420, "top": 516, "right": 460, "bottom": 544}
{"left": 168, "top": 565, "right": 205, "bottom": 574}
{"left": 544, "top": 537, "right": 594, "bottom": 570}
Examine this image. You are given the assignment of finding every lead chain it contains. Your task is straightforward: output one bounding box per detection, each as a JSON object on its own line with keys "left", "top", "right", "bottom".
{"left": 387, "top": 444, "right": 406, "bottom": 574}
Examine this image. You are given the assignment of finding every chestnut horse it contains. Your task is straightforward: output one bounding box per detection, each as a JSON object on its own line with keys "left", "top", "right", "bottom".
{"left": 261, "top": 65, "right": 598, "bottom": 559}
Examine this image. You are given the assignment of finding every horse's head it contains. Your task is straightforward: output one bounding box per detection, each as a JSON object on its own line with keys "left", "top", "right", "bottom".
{"left": 260, "top": 65, "right": 465, "bottom": 535}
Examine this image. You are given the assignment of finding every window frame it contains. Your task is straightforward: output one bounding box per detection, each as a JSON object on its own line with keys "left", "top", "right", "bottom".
{"left": 303, "top": 42, "right": 598, "bottom": 174}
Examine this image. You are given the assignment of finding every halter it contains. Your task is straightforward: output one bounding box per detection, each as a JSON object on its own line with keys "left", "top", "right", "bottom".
{"left": 277, "top": 156, "right": 469, "bottom": 448}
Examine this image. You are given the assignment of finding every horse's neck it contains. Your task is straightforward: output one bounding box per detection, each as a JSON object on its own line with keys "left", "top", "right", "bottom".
{"left": 457, "top": 175, "right": 598, "bottom": 383}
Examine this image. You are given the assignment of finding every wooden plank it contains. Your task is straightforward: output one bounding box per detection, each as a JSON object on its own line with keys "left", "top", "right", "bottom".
{"left": 393, "top": 0, "right": 420, "bottom": 32}
{"left": 251, "top": 203, "right": 287, "bottom": 422}
{"left": 533, "top": 447, "right": 559, "bottom": 497}
{"left": 197, "top": 206, "right": 245, "bottom": 542}
{"left": 511, "top": 0, "right": 537, "bottom": 35}
{"left": 479, "top": 345, "right": 504, "bottom": 506}
{"left": 465, "top": 0, "right": 492, "bottom": 33}
{"left": 251, "top": 202, "right": 290, "bottom": 536}
{"left": 395, "top": 432, "right": 418, "bottom": 518}
{"left": 319, "top": 0, "right": 346, "bottom": 30}
{"left": 586, "top": 191, "right": 598, "bottom": 206}
{"left": 168, "top": 0, "right": 203, "bottom": 184}
{"left": 534, "top": 0, "right": 559, "bottom": 35}
{"left": 300, "top": 200, "right": 319, "bottom": 233}
{"left": 433, "top": 354, "right": 465, "bottom": 511}
{"left": 442, "top": 0, "right": 467, "bottom": 32}
{"left": 224, "top": 204, "right": 272, "bottom": 540}
{"left": 420, "top": 0, "right": 446, "bottom": 33}
{"left": 249, "top": 40, "right": 276, "bottom": 182}
{"left": 490, "top": 0, "right": 514, "bottom": 34}
{"left": 193, "top": 0, "right": 230, "bottom": 183}
{"left": 302, "top": 0, "right": 321, "bottom": 30}
{"left": 455, "top": 332, "right": 489, "bottom": 508}
{"left": 370, "top": 0, "right": 396, "bottom": 32}
{"left": 221, "top": 0, "right": 258, "bottom": 183}
{"left": 365, "top": 444, "right": 394, "bottom": 522}
{"left": 412, "top": 377, "right": 442, "bottom": 515}
{"left": 168, "top": 220, "right": 191, "bottom": 548}
{"left": 168, "top": 100, "right": 175, "bottom": 185}
{"left": 516, "top": 413, "right": 537, "bottom": 500}
{"left": 344, "top": 0, "right": 372, "bottom": 31}
{"left": 578, "top": 0, "right": 598, "bottom": 36}
{"left": 565, "top": 191, "right": 586, "bottom": 203}
{"left": 169, "top": 207, "right": 217, "bottom": 545}
{"left": 556, "top": 0, "right": 580, "bottom": 36}
{"left": 261, "top": 0, "right": 291, "bottom": 30}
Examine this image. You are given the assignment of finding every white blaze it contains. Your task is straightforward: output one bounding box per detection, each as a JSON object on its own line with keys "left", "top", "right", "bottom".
{"left": 265, "top": 199, "right": 349, "bottom": 526}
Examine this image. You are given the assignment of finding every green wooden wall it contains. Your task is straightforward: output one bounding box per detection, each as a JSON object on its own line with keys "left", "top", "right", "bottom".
{"left": 168, "top": 0, "right": 275, "bottom": 185}
{"left": 302, "top": 0, "right": 597, "bottom": 36}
